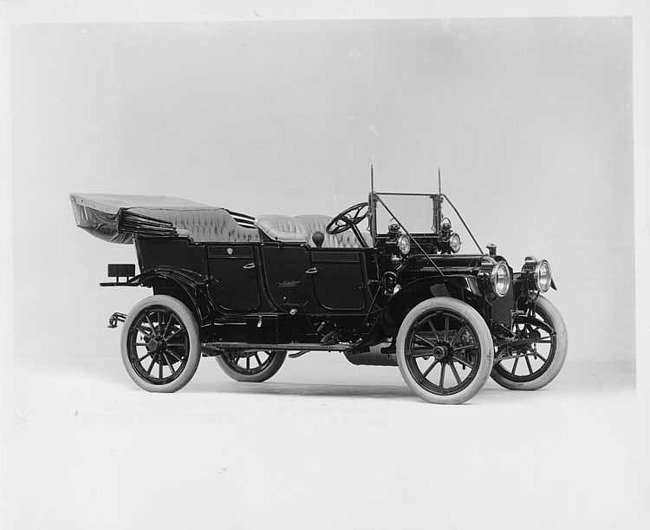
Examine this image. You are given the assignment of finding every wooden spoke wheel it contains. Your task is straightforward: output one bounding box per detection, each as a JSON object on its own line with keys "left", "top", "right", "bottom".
{"left": 121, "top": 295, "right": 201, "bottom": 392}
{"left": 397, "top": 297, "right": 494, "bottom": 404}
{"left": 491, "top": 295, "right": 568, "bottom": 391}
{"left": 216, "top": 350, "right": 287, "bottom": 383}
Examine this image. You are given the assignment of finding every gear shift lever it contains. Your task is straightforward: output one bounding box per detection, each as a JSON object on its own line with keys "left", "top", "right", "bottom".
{"left": 312, "top": 231, "right": 325, "bottom": 248}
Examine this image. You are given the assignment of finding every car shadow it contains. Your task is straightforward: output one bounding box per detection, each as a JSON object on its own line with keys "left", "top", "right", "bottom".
{"left": 189, "top": 379, "right": 416, "bottom": 400}
{"left": 186, "top": 378, "right": 635, "bottom": 403}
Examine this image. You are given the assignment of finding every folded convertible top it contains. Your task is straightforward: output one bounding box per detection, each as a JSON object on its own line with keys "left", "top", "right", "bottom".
{"left": 70, "top": 193, "right": 258, "bottom": 244}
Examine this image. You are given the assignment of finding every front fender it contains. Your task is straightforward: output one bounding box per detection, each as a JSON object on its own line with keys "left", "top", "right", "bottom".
{"left": 382, "top": 275, "right": 482, "bottom": 336}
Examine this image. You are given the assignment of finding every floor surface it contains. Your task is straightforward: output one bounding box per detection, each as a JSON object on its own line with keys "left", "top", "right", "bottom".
{"left": 10, "top": 350, "right": 648, "bottom": 530}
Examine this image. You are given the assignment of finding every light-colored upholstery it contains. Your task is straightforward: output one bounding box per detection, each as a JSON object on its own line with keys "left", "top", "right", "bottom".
{"left": 256, "top": 214, "right": 371, "bottom": 248}
{"left": 254, "top": 215, "right": 309, "bottom": 243}
{"left": 296, "top": 215, "right": 362, "bottom": 248}
{"left": 129, "top": 207, "right": 260, "bottom": 243}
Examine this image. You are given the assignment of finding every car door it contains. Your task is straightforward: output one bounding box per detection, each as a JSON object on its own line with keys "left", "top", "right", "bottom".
{"left": 207, "top": 244, "right": 261, "bottom": 312}
{"left": 261, "top": 244, "right": 320, "bottom": 313}
{"left": 309, "top": 249, "right": 368, "bottom": 312}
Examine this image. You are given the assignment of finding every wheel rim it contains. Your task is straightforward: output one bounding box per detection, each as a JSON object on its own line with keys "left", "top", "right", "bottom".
{"left": 494, "top": 304, "right": 557, "bottom": 382}
{"left": 222, "top": 350, "right": 277, "bottom": 375}
{"left": 127, "top": 305, "right": 190, "bottom": 385}
{"left": 404, "top": 309, "right": 482, "bottom": 396}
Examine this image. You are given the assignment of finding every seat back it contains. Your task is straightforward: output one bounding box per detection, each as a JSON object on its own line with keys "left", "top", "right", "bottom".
{"left": 256, "top": 214, "right": 370, "bottom": 248}
{"left": 129, "top": 207, "right": 260, "bottom": 243}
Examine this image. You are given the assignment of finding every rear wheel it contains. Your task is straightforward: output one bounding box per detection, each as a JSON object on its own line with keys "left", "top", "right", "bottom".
{"left": 216, "top": 350, "right": 287, "bottom": 382}
{"left": 491, "top": 295, "right": 567, "bottom": 390}
{"left": 121, "top": 295, "right": 201, "bottom": 392}
{"left": 396, "top": 297, "right": 494, "bottom": 404}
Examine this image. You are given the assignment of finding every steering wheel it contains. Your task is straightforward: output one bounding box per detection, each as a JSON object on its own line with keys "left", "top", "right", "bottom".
{"left": 326, "top": 202, "right": 369, "bottom": 247}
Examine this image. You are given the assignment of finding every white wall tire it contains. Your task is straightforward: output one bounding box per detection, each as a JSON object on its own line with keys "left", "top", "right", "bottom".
{"left": 491, "top": 295, "right": 568, "bottom": 391}
{"left": 396, "top": 297, "right": 494, "bottom": 405}
{"left": 120, "top": 295, "right": 201, "bottom": 393}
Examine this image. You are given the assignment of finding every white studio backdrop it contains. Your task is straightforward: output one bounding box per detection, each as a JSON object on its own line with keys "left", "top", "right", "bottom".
{"left": 9, "top": 17, "right": 646, "bottom": 530}
{"left": 12, "top": 18, "right": 633, "bottom": 373}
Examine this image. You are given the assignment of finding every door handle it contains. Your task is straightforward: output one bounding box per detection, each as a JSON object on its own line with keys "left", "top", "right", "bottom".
{"left": 305, "top": 267, "right": 318, "bottom": 274}
{"left": 243, "top": 262, "right": 256, "bottom": 270}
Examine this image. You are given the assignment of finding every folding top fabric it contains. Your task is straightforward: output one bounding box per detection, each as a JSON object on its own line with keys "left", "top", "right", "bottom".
{"left": 70, "top": 193, "right": 259, "bottom": 244}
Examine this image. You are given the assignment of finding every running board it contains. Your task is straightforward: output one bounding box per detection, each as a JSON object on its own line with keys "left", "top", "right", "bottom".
{"left": 201, "top": 341, "right": 353, "bottom": 353}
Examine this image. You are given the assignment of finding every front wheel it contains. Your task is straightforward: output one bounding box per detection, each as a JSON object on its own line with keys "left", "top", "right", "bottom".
{"left": 491, "top": 295, "right": 567, "bottom": 391}
{"left": 396, "top": 297, "right": 494, "bottom": 405}
{"left": 121, "top": 295, "right": 201, "bottom": 393}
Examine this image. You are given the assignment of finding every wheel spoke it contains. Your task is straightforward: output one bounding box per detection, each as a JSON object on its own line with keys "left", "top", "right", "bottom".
{"left": 246, "top": 356, "right": 250, "bottom": 371}
{"left": 443, "top": 316, "right": 450, "bottom": 341}
{"left": 413, "top": 333, "right": 436, "bottom": 348}
{"left": 162, "top": 313, "right": 173, "bottom": 337}
{"left": 499, "top": 351, "right": 549, "bottom": 361}
{"left": 449, "top": 362, "right": 462, "bottom": 385}
{"left": 147, "top": 357, "right": 157, "bottom": 375}
{"left": 165, "top": 326, "right": 182, "bottom": 341}
{"left": 418, "top": 360, "right": 439, "bottom": 382}
{"left": 135, "top": 342, "right": 148, "bottom": 347}
{"left": 166, "top": 349, "right": 183, "bottom": 362}
{"left": 452, "top": 325, "right": 470, "bottom": 346}
{"left": 163, "top": 353, "right": 176, "bottom": 376}
{"left": 451, "top": 355, "right": 474, "bottom": 369}
{"left": 533, "top": 352, "right": 547, "bottom": 363}
{"left": 155, "top": 310, "right": 164, "bottom": 329}
{"left": 524, "top": 354, "right": 534, "bottom": 375}
{"left": 136, "top": 323, "right": 153, "bottom": 338}
{"left": 511, "top": 356, "right": 519, "bottom": 375}
{"left": 138, "top": 352, "right": 153, "bottom": 362}
{"left": 254, "top": 353, "right": 262, "bottom": 367}
{"left": 145, "top": 313, "right": 156, "bottom": 333}
{"left": 158, "top": 359, "right": 163, "bottom": 379}
{"left": 439, "top": 363, "right": 446, "bottom": 387}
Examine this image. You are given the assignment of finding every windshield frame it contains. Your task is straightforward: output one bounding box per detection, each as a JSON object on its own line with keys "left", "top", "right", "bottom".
{"left": 368, "top": 191, "right": 483, "bottom": 254}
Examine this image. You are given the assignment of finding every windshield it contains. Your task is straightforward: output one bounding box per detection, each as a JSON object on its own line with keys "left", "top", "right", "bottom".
{"left": 373, "top": 194, "right": 436, "bottom": 233}
{"left": 370, "top": 191, "right": 483, "bottom": 253}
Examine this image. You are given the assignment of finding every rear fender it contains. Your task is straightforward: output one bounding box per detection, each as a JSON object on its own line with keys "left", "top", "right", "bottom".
{"left": 135, "top": 267, "right": 213, "bottom": 325}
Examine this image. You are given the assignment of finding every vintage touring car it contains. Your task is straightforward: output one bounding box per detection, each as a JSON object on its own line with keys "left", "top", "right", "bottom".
{"left": 70, "top": 176, "right": 567, "bottom": 404}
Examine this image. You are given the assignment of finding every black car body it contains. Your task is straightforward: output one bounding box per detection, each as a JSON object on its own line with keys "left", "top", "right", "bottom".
{"left": 71, "top": 181, "right": 567, "bottom": 404}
